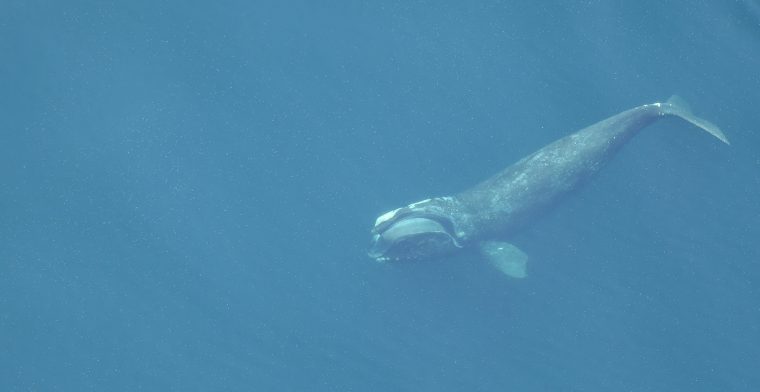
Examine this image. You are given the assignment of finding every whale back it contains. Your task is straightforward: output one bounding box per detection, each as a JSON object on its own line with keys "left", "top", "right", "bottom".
{"left": 455, "top": 97, "right": 727, "bottom": 240}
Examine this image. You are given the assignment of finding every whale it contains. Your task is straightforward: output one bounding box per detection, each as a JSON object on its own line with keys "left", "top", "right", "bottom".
{"left": 368, "top": 96, "right": 729, "bottom": 278}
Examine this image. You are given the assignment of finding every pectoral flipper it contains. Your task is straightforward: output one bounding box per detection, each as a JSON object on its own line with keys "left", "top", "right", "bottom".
{"left": 479, "top": 241, "right": 528, "bottom": 279}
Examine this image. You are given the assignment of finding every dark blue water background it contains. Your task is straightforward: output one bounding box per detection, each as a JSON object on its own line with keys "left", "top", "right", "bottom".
{"left": 2, "top": 1, "right": 759, "bottom": 390}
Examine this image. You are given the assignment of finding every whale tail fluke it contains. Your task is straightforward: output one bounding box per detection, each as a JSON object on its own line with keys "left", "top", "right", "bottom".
{"left": 663, "top": 95, "right": 730, "bottom": 145}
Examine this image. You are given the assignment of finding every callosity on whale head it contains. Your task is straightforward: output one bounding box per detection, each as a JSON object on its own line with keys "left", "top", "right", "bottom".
{"left": 368, "top": 197, "right": 464, "bottom": 262}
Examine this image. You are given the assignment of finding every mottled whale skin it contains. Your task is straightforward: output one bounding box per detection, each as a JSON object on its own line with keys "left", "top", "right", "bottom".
{"left": 368, "top": 96, "right": 729, "bottom": 277}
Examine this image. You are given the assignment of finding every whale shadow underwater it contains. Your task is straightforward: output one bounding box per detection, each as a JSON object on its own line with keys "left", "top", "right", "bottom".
{"left": 368, "top": 96, "right": 729, "bottom": 278}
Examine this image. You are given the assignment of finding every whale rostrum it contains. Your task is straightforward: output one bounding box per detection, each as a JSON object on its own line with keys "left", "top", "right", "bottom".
{"left": 368, "top": 96, "right": 729, "bottom": 278}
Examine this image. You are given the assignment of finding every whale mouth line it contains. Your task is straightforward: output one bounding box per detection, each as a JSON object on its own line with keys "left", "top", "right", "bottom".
{"left": 368, "top": 213, "right": 461, "bottom": 262}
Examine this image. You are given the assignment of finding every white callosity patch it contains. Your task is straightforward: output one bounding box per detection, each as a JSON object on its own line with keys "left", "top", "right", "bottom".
{"left": 407, "top": 198, "right": 433, "bottom": 208}
{"left": 373, "top": 196, "right": 464, "bottom": 236}
{"left": 375, "top": 198, "right": 438, "bottom": 227}
{"left": 374, "top": 208, "right": 402, "bottom": 227}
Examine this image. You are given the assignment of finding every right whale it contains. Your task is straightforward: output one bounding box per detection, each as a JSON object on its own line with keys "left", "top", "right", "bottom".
{"left": 368, "top": 96, "right": 730, "bottom": 278}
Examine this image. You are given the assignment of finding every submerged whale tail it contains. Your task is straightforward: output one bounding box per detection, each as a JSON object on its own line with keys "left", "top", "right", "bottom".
{"left": 662, "top": 95, "right": 730, "bottom": 145}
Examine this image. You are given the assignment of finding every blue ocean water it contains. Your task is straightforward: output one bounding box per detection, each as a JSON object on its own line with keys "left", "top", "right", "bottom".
{"left": 2, "top": 1, "right": 759, "bottom": 390}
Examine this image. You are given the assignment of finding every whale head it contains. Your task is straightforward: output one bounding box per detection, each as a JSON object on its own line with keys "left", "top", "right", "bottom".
{"left": 368, "top": 197, "right": 463, "bottom": 262}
